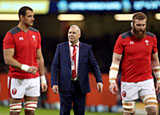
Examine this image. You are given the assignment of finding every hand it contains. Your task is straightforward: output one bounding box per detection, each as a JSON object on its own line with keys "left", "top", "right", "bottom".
{"left": 52, "top": 85, "right": 59, "bottom": 94}
{"left": 41, "top": 83, "right": 48, "bottom": 92}
{"left": 156, "top": 82, "right": 160, "bottom": 93}
{"left": 109, "top": 82, "right": 118, "bottom": 94}
{"left": 97, "top": 82, "right": 103, "bottom": 92}
{"left": 28, "top": 66, "right": 38, "bottom": 74}
{"left": 40, "top": 75, "right": 48, "bottom": 92}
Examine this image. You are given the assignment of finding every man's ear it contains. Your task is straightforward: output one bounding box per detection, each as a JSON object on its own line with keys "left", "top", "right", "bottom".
{"left": 131, "top": 22, "right": 133, "bottom": 27}
{"left": 20, "top": 15, "right": 23, "bottom": 21}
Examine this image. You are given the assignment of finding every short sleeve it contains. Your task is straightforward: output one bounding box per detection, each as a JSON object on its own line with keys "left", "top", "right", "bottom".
{"left": 37, "top": 31, "right": 41, "bottom": 49}
{"left": 3, "top": 32, "right": 15, "bottom": 49}
{"left": 114, "top": 35, "right": 124, "bottom": 54}
{"left": 152, "top": 35, "right": 158, "bottom": 54}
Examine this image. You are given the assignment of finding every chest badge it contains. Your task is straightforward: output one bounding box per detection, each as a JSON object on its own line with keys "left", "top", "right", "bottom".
{"left": 145, "top": 40, "right": 149, "bottom": 46}
{"left": 32, "top": 35, "right": 36, "bottom": 41}
{"left": 19, "top": 37, "right": 24, "bottom": 40}
{"left": 130, "top": 41, "right": 134, "bottom": 44}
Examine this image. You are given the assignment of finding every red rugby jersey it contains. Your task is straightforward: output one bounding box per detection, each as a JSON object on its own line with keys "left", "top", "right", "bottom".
{"left": 114, "top": 31, "right": 157, "bottom": 82}
{"left": 3, "top": 26, "right": 41, "bottom": 79}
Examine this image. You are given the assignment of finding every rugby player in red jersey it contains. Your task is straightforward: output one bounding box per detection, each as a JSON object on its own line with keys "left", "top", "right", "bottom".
{"left": 3, "top": 6, "right": 48, "bottom": 115}
{"left": 109, "top": 12, "right": 160, "bottom": 115}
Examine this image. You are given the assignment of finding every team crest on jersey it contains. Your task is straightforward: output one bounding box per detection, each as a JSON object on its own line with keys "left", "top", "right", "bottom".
{"left": 130, "top": 41, "right": 134, "bottom": 44}
{"left": 145, "top": 40, "right": 149, "bottom": 46}
{"left": 12, "top": 88, "right": 17, "bottom": 95}
{"left": 32, "top": 35, "right": 36, "bottom": 41}
{"left": 122, "top": 91, "right": 126, "bottom": 97}
{"left": 19, "top": 37, "right": 24, "bottom": 40}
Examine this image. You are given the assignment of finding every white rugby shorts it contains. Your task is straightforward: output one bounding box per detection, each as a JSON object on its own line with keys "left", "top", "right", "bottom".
{"left": 8, "top": 77, "right": 40, "bottom": 98}
{"left": 121, "top": 79, "right": 156, "bottom": 101}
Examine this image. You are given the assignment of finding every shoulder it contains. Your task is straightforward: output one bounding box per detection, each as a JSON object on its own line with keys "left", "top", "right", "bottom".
{"left": 29, "top": 27, "right": 39, "bottom": 32}
{"left": 80, "top": 42, "right": 91, "bottom": 48}
{"left": 120, "top": 31, "right": 133, "bottom": 39}
{"left": 9, "top": 26, "right": 21, "bottom": 35}
{"left": 146, "top": 31, "right": 155, "bottom": 38}
{"left": 57, "top": 42, "right": 68, "bottom": 47}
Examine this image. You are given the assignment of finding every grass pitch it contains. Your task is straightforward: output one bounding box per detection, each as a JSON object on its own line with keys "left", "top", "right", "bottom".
{"left": 0, "top": 105, "right": 122, "bottom": 115}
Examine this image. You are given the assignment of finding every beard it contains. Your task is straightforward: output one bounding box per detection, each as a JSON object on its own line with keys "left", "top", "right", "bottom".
{"left": 133, "top": 27, "right": 146, "bottom": 39}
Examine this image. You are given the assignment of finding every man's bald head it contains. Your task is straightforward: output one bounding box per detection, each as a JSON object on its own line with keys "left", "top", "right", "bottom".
{"left": 69, "top": 25, "right": 81, "bottom": 35}
{"left": 68, "top": 25, "right": 81, "bottom": 45}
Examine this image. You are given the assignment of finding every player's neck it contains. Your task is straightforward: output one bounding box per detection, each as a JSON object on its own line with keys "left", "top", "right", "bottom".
{"left": 131, "top": 29, "right": 134, "bottom": 35}
{"left": 17, "top": 23, "right": 30, "bottom": 32}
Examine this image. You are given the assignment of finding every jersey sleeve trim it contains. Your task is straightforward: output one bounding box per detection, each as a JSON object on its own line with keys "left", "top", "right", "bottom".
{"left": 152, "top": 50, "right": 157, "bottom": 54}
{"left": 29, "top": 27, "right": 39, "bottom": 32}
{"left": 121, "top": 31, "right": 133, "bottom": 39}
{"left": 114, "top": 50, "right": 123, "bottom": 54}
{"left": 9, "top": 26, "right": 21, "bottom": 35}
{"left": 146, "top": 31, "right": 155, "bottom": 38}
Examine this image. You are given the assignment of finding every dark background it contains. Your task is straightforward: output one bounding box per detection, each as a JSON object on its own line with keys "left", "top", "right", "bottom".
{"left": 0, "top": 0, "right": 160, "bottom": 73}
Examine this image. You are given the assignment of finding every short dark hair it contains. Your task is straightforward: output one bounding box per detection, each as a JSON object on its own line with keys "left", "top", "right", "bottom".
{"left": 18, "top": 6, "right": 33, "bottom": 18}
{"left": 132, "top": 12, "right": 147, "bottom": 22}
